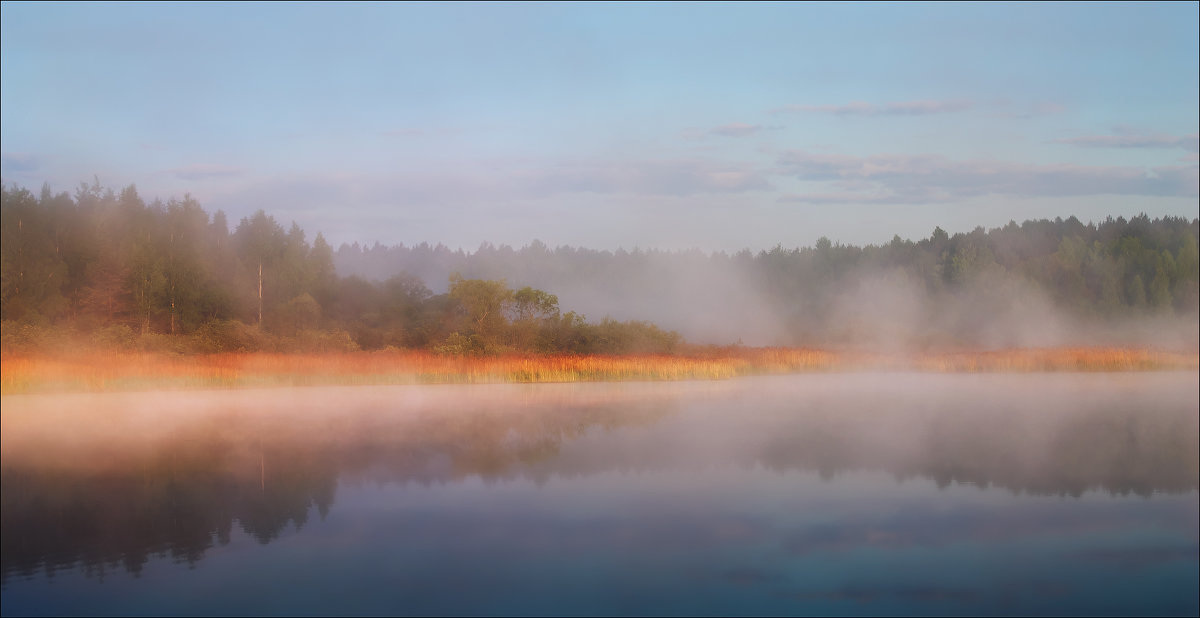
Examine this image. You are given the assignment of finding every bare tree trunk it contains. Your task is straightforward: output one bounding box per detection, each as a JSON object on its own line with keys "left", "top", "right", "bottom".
{"left": 258, "top": 262, "right": 263, "bottom": 326}
{"left": 16, "top": 218, "right": 22, "bottom": 296}
{"left": 142, "top": 275, "right": 151, "bottom": 334}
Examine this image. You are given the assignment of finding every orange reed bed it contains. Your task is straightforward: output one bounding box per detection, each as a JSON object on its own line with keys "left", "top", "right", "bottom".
{"left": 907, "top": 346, "right": 1200, "bottom": 373}
{"left": 1, "top": 347, "right": 1196, "bottom": 394}
{"left": 0, "top": 352, "right": 757, "bottom": 394}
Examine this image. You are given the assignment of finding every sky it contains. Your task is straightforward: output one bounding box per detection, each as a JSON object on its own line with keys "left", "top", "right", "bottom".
{"left": 2, "top": 2, "right": 1197, "bottom": 252}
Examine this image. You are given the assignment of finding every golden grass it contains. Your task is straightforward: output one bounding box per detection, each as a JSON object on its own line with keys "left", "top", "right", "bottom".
{"left": 1, "top": 347, "right": 1196, "bottom": 395}
{"left": 909, "top": 346, "right": 1200, "bottom": 373}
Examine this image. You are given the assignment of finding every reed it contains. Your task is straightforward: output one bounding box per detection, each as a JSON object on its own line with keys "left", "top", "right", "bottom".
{"left": 1, "top": 346, "right": 1196, "bottom": 394}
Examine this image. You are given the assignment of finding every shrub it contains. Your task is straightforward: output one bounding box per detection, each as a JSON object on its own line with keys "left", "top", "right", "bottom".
{"left": 193, "top": 319, "right": 270, "bottom": 353}
{"left": 91, "top": 324, "right": 136, "bottom": 351}
{"left": 289, "top": 329, "right": 360, "bottom": 353}
{"left": 433, "top": 331, "right": 485, "bottom": 356}
{"left": 1, "top": 321, "right": 74, "bottom": 354}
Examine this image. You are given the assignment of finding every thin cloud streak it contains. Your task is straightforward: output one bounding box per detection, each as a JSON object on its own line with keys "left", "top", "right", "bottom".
{"left": 163, "top": 164, "right": 244, "bottom": 181}
{"left": 778, "top": 192, "right": 918, "bottom": 205}
{"left": 205, "top": 158, "right": 773, "bottom": 223}
{"left": 777, "top": 150, "right": 1199, "bottom": 201}
{"left": 771, "top": 99, "right": 973, "bottom": 116}
{"left": 522, "top": 159, "right": 772, "bottom": 197}
{"left": 1, "top": 152, "right": 40, "bottom": 172}
{"left": 1055, "top": 133, "right": 1199, "bottom": 152}
{"left": 381, "top": 128, "right": 427, "bottom": 138}
{"left": 987, "top": 100, "right": 1068, "bottom": 119}
{"left": 709, "top": 123, "right": 762, "bottom": 137}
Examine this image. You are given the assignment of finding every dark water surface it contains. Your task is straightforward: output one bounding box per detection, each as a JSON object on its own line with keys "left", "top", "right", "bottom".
{"left": 2, "top": 373, "right": 1197, "bottom": 616}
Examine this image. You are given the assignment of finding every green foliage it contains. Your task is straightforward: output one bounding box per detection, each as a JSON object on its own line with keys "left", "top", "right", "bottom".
{"left": 537, "top": 310, "right": 589, "bottom": 353}
{"left": 433, "top": 331, "right": 485, "bottom": 356}
{"left": 1, "top": 320, "right": 73, "bottom": 354}
{"left": 448, "top": 273, "right": 513, "bottom": 349}
{"left": 578, "top": 318, "right": 682, "bottom": 355}
{"left": 2, "top": 179, "right": 1197, "bottom": 355}
{"left": 272, "top": 293, "right": 322, "bottom": 335}
{"left": 135, "top": 331, "right": 195, "bottom": 355}
{"left": 282, "top": 329, "right": 360, "bottom": 353}
{"left": 90, "top": 324, "right": 136, "bottom": 350}
{"left": 511, "top": 286, "right": 559, "bottom": 321}
{"left": 0, "top": 185, "right": 70, "bottom": 322}
{"left": 193, "top": 319, "right": 270, "bottom": 353}
{"left": 1127, "top": 274, "right": 1147, "bottom": 309}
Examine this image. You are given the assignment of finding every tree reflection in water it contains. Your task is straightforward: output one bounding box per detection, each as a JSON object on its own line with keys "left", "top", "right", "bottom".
{"left": 1, "top": 373, "right": 1196, "bottom": 583}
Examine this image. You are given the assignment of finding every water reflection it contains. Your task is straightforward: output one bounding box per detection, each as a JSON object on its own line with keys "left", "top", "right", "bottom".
{"left": 1, "top": 373, "right": 1196, "bottom": 592}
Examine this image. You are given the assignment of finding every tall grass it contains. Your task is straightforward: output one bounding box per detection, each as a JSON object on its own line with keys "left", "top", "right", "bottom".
{"left": 1, "top": 346, "right": 1196, "bottom": 394}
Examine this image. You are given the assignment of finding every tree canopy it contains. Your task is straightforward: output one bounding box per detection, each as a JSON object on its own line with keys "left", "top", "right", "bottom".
{"left": 3, "top": 180, "right": 1197, "bottom": 353}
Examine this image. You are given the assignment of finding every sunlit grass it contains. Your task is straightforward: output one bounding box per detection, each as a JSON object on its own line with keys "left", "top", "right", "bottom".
{"left": 1, "top": 347, "right": 1196, "bottom": 394}
{"left": 907, "top": 347, "right": 1200, "bottom": 373}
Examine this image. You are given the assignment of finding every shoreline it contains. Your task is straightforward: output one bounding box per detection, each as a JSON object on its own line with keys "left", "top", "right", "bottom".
{"left": 2, "top": 347, "right": 1197, "bottom": 395}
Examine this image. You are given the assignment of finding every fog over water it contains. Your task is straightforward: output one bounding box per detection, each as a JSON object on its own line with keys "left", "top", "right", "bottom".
{"left": 4, "top": 374, "right": 1197, "bottom": 492}
{"left": 2, "top": 373, "right": 1196, "bottom": 615}
{"left": 2, "top": 4, "right": 1195, "bottom": 611}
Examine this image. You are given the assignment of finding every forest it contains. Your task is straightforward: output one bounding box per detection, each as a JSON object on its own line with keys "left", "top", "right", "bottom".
{"left": 2, "top": 180, "right": 1198, "bottom": 356}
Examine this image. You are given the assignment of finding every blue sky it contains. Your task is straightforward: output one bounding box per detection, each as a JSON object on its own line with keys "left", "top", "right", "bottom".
{"left": 2, "top": 2, "right": 1197, "bottom": 251}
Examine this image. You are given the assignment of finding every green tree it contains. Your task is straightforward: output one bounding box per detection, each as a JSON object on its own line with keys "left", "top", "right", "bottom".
{"left": 276, "top": 293, "right": 322, "bottom": 336}
{"left": 162, "top": 195, "right": 213, "bottom": 333}
{"left": 1127, "top": 274, "right": 1147, "bottom": 309}
{"left": 234, "top": 211, "right": 287, "bottom": 327}
{"left": 308, "top": 232, "right": 337, "bottom": 312}
{"left": 0, "top": 185, "right": 69, "bottom": 321}
{"left": 1174, "top": 234, "right": 1199, "bottom": 311}
{"left": 509, "top": 286, "right": 559, "bottom": 350}
{"left": 448, "top": 273, "right": 513, "bottom": 352}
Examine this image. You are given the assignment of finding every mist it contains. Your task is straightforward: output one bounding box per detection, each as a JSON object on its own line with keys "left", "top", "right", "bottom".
{"left": 4, "top": 373, "right": 1196, "bottom": 584}
{"left": 334, "top": 215, "right": 1200, "bottom": 350}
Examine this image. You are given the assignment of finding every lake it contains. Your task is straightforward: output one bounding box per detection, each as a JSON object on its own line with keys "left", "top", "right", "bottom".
{"left": 1, "top": 373, "right": 1197, "bottom": 616}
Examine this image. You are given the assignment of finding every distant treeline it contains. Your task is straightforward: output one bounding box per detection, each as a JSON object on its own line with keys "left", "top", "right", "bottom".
{"left": 339, "top": 212, "right": 1199, "bottom": 347}
{"left": 2, "top": 180, "right": 1198, "bottom": 353}
{"left": 0, "top": 181, "right": 679, "bottom": 354}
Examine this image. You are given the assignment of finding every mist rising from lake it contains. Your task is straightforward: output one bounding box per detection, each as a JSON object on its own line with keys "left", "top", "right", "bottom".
{"left": 2, "top": 373, "right": 1196, "bottom": 615}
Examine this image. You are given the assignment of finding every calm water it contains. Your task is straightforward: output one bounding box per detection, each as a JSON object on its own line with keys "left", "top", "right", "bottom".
{"left": 1, "top": 373, "right": 1197, "bottom": 616}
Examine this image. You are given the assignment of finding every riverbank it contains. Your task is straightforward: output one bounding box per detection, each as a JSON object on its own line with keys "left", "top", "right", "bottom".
{"left": 2, "top": 347, "right": 1197, "bottom": 395}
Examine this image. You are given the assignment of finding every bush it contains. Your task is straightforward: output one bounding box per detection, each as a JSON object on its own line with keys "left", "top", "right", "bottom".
{"left": 433, "top": 331, "right": 485, "bottom": 356}
{"left": 91, "top": 325, "right": 136, "bottom": 351}
{"left": 135, "top": 331, "right": 194, "bottom": 354}
{"left": 1, "top": 321, "right": 74, "bottom": 354}
{"left": 284, "top": 329, "right": 360, "bottom": 353}
{"left": 193, "top": 320, "right": 270, "bottom": 353}
{"left": 578, "top": 319, "right": 682, "bottom": 355}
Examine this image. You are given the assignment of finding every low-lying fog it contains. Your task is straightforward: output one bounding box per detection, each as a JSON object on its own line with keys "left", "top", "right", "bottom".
{"left": 4, "top": 373, "right": 1196, "bottom": 494}
{"left": 3, "top": 373, "right": 1196, "bottom": 586}
{"left": 534, "top": 264, "right": 1199, "bottom": 349}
